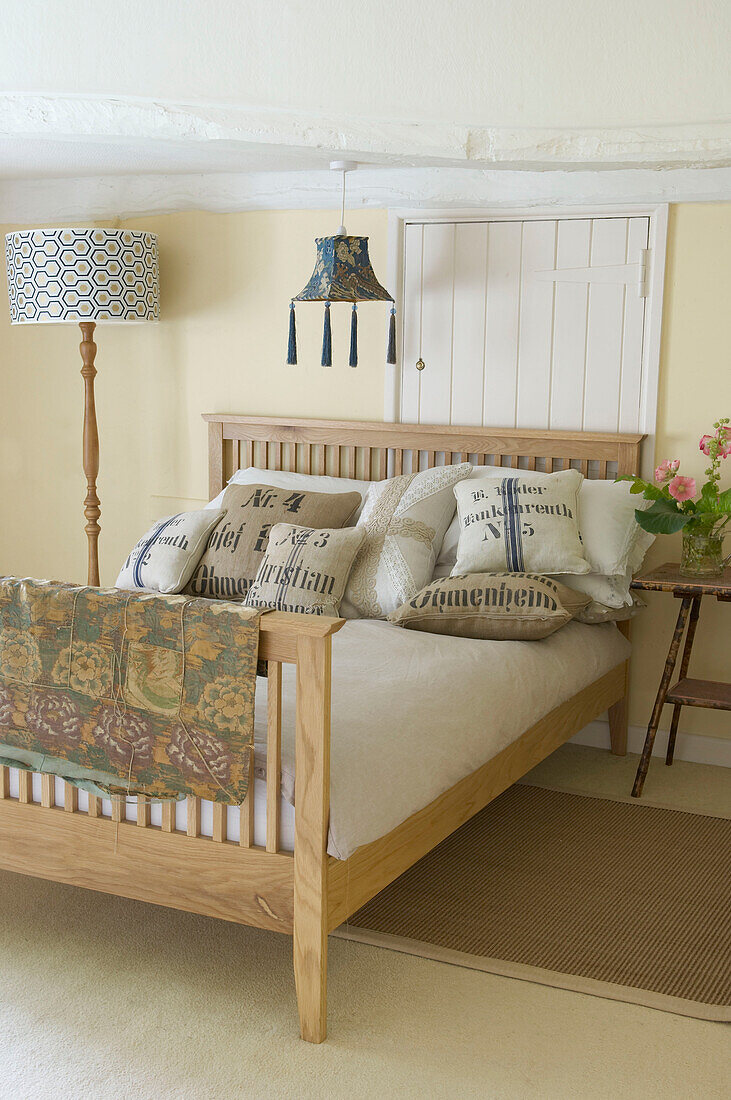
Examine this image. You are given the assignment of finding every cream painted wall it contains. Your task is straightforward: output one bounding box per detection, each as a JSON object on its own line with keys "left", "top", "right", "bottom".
{"left": 0, "top": 209, "right": 389, "bottom": 583}
{"left": 630, "top": 203, "right": 731, "bottom": 739}
{"left": 0, "top": 203, "right": 729, "bottom": 741}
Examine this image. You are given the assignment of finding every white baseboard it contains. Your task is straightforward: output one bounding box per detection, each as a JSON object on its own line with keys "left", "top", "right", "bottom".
{"left": 571, "top": 719, "right": 731, "bottom": 768}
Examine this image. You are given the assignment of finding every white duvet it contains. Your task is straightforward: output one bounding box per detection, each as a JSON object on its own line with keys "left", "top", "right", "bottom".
{"left": 253, "top": 619, "right": 630, "bottom": 859}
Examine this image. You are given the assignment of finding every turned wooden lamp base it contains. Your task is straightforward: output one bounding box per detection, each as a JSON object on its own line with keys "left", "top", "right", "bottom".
{"left": 79, "top": 321, "right": 101, "bottom": 587}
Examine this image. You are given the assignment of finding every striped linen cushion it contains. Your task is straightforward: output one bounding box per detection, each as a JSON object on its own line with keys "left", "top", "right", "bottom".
{"left": 116, "top": 509, "right": 224, "bottom": 594}
{"left": 452, "top": 470, "right": 589, "bottom": 576}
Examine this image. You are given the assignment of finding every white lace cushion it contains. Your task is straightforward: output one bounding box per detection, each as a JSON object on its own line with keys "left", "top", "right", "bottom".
{"left": 341, "top": 463, "right": 473, "bottom": 619}
{"left": 451, "top": 469, "right": 590, "bottom": 576}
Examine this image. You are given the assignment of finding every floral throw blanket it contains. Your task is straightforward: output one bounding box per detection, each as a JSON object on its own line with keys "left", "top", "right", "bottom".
{"left": 0, "top": 578, "right": 261, "bottom": 803}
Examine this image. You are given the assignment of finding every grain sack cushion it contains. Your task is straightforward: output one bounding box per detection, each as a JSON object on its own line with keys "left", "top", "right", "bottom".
{"left": 206, "top": 466, "right": 373, "bottom": 524}
{"left": 186, "top": 483, "right": 362, "bottom": 600}
{"left": 438, "top": 473, "right": 655, "bottom": 581}
{"left": 388, "top": 573, "right": 591, "bottom": 640}
{"left": 341, "top": 462, "right": 472, "bottom": 619}
{"left": 245, "top": 523, "right": 365, "bottom": 616}
{"left": 452, "top": 469, "right": 589, "bottom": 576}
{"left": 116, "top": 509, "right": 225, "bottom": 594}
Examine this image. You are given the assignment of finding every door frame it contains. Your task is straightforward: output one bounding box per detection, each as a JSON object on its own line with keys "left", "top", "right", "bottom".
{"left": 384, "top": 203, "right": 669, "bottom": 469}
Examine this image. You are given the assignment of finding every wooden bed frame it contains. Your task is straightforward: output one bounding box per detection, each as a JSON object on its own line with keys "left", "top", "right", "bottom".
{"left": 0, "top": 414, "right": 643, "bottom": 1043}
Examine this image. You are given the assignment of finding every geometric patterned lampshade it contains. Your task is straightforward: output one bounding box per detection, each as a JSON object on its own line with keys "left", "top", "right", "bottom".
{"left": 5, "top": 228, "right": 159, "bottom": 324}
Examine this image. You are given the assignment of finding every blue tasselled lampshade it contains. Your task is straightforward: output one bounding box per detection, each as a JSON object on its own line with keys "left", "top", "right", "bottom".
{"left": 294, "top": 235, "right": 392, "bottom": 304}
{"left": 5, "top": 228, "right": 159, "bottom": 324}
{"left": 288, "top": 233, "right": 396, "bottom": 368}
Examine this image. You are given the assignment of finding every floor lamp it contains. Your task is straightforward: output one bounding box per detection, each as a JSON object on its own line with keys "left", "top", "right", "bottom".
{"left": 5, "top": 228, "right": 160, "bottom": 586}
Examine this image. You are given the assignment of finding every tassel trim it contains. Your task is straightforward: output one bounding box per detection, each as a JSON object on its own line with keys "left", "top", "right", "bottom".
{"left": 287, "top": 301, "right": 297, "bottom": 365}
{"left": 321, "top": 301, "right": 332, "bottom": 367}
{"left": 386, "top": 303, "right": 397, "bottom": 365}
{"left": 349, "top": 303, "right": 358, "bottom": 368}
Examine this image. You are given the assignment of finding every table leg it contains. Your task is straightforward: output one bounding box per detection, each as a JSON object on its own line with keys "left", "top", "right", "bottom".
{"left": 666, "top": 597, "right": 702, "bottom": 766}
{"left": 632, "top": 596, "right": 693, "bottom": 798}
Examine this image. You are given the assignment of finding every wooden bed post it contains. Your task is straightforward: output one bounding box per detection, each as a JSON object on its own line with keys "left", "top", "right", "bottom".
{"left": 208, "top": 420, "right": 225, "bottom": 500}
{"left": 608, "top": 619, "right": 631, "bottom": 755}
{"left": 293, "top": 631, "right": 332, "bottom": 1043}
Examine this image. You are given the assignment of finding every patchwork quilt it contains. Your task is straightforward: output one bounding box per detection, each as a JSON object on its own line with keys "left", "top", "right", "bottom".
{"left": 0, "top": 577, "right": 261, "bottom": 803}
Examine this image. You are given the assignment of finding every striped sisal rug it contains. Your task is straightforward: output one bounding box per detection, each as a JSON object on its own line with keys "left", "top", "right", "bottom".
{"left": 336, "top": 785, "right": 730, "bottom": 1020}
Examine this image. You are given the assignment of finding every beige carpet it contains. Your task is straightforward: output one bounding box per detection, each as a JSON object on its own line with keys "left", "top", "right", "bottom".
{"left": 1, "top": 747, "right": 729, "bottom": 1099}
{"left": 340, "top": 785, "right": 731, "bottom": 1020}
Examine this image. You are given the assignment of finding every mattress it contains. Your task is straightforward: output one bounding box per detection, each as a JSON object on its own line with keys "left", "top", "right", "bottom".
{"left": 253, "top": 619, "right": 629, "bottom": 859}
{"left": 3, "top": 619, "right": 629, "bottom": 860}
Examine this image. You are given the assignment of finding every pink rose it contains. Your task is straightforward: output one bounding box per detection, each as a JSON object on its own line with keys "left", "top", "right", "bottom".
{"left": 654, "top": 459, "right": 680, "bottom": 484}
{"left": 668, "top": 475, "right": 696, "bottom": 502}
{"left": 699, "top": 434, "right": 714, "bottom": 457}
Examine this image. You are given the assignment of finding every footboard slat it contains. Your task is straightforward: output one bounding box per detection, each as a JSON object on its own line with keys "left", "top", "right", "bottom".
{"left": 137, "top": 796, "right": 151, "bottom": 828}
{"left": 87, "top": 794, "right": 101, "bottom": 818}
{"left": 0, "top": 767, "right": 8, "bottom": 799}
{"left": 186, "top": 797, "right": 201, "bottom": 838}
{"left": 41, "top": 773, "right": 54, "bottom": 808}
{"left": 110, "top": 794, "right": 123, "bottom": 821}
{"left": 161, "top": 800, "right": 176, "bottom": 832}
{"left": 18, "top": 770, "right": 32, "bottom": 803}
{"left": 240, "top": 746, "right": 255, "bottom": 847}
{"left": 267, "top": 661, "right": 282, "bottom": 854}
{"left": 212, "top": 802, "right": 226, "bottom": 843}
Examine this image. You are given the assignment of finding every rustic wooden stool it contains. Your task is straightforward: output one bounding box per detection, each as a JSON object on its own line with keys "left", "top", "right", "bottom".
{"left": 630, "top": 563, "right": 731, "bottom": 797}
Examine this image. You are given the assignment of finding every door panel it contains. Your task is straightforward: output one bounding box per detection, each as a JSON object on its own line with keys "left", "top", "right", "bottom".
{"left": 399, "top": 214, "right": 652, "bottom": 436}
{"left": 482, "top": 221, "right": 522, "bottom": 427}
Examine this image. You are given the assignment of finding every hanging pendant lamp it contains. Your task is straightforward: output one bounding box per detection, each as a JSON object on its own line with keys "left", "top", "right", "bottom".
{"left": 287, "top": 161, "right": 396, "bottom": 368}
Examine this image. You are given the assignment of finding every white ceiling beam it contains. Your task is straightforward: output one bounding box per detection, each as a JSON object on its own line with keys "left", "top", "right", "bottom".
{"left": 2, "top": 94, "right": 731, "bottom": 172}
{"left": 2, "top": 166, "right": 731, "bottom": 224}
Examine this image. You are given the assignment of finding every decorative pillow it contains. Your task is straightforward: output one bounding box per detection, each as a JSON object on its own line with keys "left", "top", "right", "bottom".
{"left": 116, "top": 509, "right": 224, "bottom": 594}
{"left": 341, "top": 463, "right": 472, "bottom": 619}
{"left": 573, "top": 591, "right": 646, "bottom": 625}
{"left": 451, "top": 469, "right": 589, "bottom": 576}
{"left": 187, "top": 483, "right": 362, "bottom": 600}
{"left": 388, "top": 573, "right": 591, "bottom": 641}
{"left": 206, "top": 467, "right": 373, "bottom": 524}
{"left": 437, "top": 471, "right": 654, "bottom": 579}
{"left": 551, "top": 565, "right": 640, "bottom": 610}
{"left": 245, "top": 523, "right": 365, "bottom": 616}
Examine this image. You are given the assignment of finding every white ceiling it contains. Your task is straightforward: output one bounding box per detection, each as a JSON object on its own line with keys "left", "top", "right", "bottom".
{"left": 1, "top": 0, "right": 729, "bottom": 219}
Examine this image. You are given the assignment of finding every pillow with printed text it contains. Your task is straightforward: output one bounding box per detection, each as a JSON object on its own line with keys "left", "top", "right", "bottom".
{"left": 451, "top": 469, "right": 590, "bottom": 576}
{"left": 116, "top": 509, "right": 225, "bottom": 594}
{"left": 186, "top": 482, "right": 361, "bottom": 601}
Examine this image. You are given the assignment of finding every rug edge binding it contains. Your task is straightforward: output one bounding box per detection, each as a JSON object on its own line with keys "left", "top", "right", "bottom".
{"left": 333, "top": 926, "right": 731, "bottom": 1023}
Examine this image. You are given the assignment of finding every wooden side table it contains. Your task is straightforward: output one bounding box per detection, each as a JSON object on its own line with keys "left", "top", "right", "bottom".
{"left": 630, "top": 563, "right": 731, "bottom": 797}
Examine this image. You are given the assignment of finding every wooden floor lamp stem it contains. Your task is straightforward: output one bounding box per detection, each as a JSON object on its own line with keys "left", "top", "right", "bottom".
{"left": 79, "top": 321, "right": 100, "bottom": 587}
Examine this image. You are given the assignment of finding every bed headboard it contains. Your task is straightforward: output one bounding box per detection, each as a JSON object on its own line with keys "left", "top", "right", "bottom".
{"left": 203, "top": 414, "right": 644, "bottom": 499}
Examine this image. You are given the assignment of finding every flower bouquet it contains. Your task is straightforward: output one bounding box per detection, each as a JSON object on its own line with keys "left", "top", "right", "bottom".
{"left": 618, "top": 418, "right": 731, "bottom": 576}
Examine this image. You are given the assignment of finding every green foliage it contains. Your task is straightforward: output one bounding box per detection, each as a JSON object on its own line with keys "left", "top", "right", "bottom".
{"left": 616, "top": 419, "right": 730, "bottom": 541}
{"left": 634, "top": 498, "right": 691, "bottom": 535}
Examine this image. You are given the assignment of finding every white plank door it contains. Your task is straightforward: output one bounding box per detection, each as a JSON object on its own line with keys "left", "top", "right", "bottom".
{"left": 397, "top": 214, "right": 657, "bottom": 437}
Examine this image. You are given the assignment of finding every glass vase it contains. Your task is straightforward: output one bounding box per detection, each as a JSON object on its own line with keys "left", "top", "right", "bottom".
{"left": 680, "top": 532, "right": 725, "bottom": 577}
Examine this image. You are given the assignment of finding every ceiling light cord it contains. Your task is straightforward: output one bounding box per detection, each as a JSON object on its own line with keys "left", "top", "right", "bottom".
{"left": 339, "top": 169, "right": 347, "bottom": 235}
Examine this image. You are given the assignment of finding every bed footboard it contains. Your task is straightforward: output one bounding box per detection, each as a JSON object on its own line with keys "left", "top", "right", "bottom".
{"left": 0, "top": 611, "right": 342, "bottom": 1043}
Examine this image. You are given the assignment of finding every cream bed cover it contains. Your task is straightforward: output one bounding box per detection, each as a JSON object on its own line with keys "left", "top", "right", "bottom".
{"left": 255, "top": 618, "right": 629, "bottom": 859}
{"left": 6, "top": 620, "right": 629, "bottom": 859}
